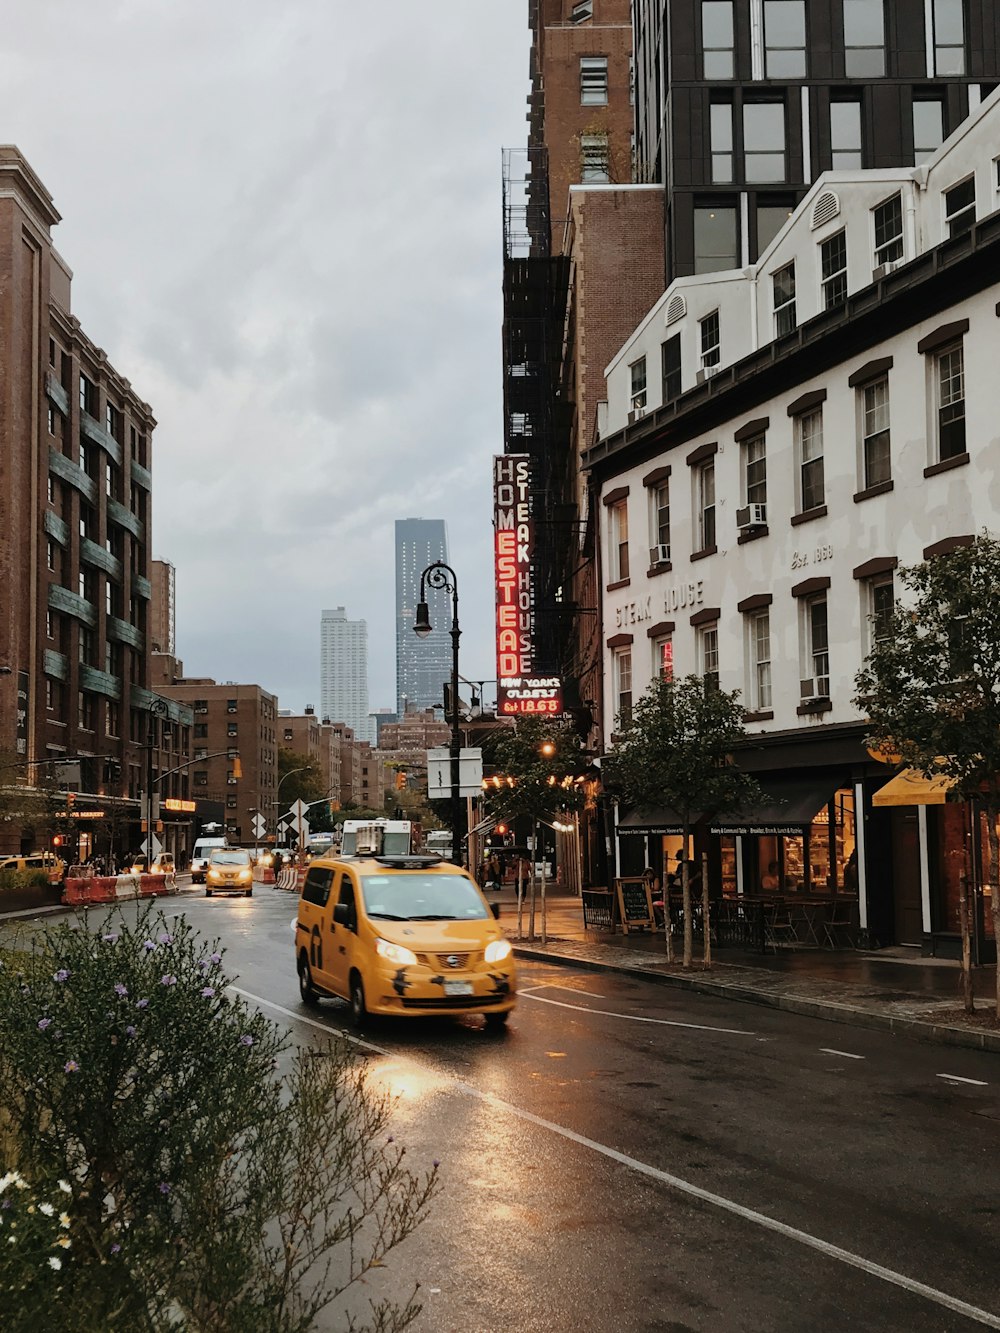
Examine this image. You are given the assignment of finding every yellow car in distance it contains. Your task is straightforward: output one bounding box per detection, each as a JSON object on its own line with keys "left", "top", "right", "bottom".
{"left": 205, "top": 847, "right": 254, "bottom": 897}
{"left": 295, "top": 854, "right": 516, "bottom": 1029}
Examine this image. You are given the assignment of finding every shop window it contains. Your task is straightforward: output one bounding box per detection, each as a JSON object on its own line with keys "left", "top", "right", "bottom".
{"left": 801, "top": 596, "right": 830, "bottom": 699}
{"left": 913, "top": 98, "right": 944, "bottom": 166}
{"left": 873, "top": 193, "right": 903, "bottom": 266}
{"left": 747, "top": 610, "right": 772, "bottom": 710}
{"left": 820, "top": 230, "right": 848, "bottom": 309}
{"left": 702, "top": 0, "right": 735, "bottom": 78}
{"left": 698, "top": 624, "right": 720, "bottom": 691}
{"left": 630, "top": 356, "right": 647, "bottom": 411}
{"left": 613, "top": 647, "right": 633, "bottom": 726}
{"left": 860, "top": 376, "right": 891, "bottom": 487}
{"left": 693, "top": 205, "right": 738, "bottom": 274}
{"left": 944, "top": 177, "right": 976, "bottom": 239}
{"left": 696, "top": 460, "right": 716, "bottom": 551}
{"left": 580, "top": 55, "right": 608, "bottom": 105}
{"left": 830, "top": 100, "right": 862, "bottom": 168}
{"left": 700, "top": 310, "right": 721, "bottom": 370}
{"left": 772, "top": 262, "right": 796, "bottom": 336}
{"left": 710, "top": 103, "right": 733, "bottom": 183}
{"left": 744, "top": 102, "right": 786, "bottom": 183}
{"left": 763, "top": 0, "right": 806, "bottom": 77}
{"left": 661, "top": 333, "right": 682, "bottom": 400}
{"left": 796, "top": 407, "right": 825, "bottom": 512}
{"left": 934, "top": 344, "right": 965, "bottom": 461}
{"left": 843, "top": 0, "right": 885, "bottom": 77}
{"left": 932, "top": 0, "right": 964, "bottom": 75}
{"left": 609, "top": 499, "right": 629, "bottom": 581}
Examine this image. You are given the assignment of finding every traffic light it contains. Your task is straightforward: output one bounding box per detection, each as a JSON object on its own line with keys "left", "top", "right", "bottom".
{"left": 52, "top": 835, "right": 63, "bottom": 848}
{"left": 495, "top": 823, "right": 508, "bottom": 836}
{"left": 66, "top": 791, "right": 75, "bottom": 808}
{"left": 233, "top": 757, "right": 243, "bottom": 779}
{"left": 396, "top": 771, "right": 407, "bottom": 790}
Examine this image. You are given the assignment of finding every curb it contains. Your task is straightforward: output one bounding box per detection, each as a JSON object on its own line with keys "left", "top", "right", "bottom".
{"left": 512, "top": 943, "right": 1000, "bottom": 1055}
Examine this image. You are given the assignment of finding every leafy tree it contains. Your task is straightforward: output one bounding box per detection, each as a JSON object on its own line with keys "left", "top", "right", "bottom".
{"left": 854, "top": 534, "right": 1000, "bottom": 1017}
{"left": 481, "top": 717, "right": 585, "bottom": 828}
{"left": 277, "top": 749, "right": 327, "bottom": 810}
{"left": 603, "top": 675, "right": 763, "bottom": 968}
{"left": 0, "top": 751, "right": 62, "bottom": 852}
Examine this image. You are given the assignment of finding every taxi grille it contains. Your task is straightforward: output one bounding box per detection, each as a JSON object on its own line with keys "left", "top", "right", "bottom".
{"left": 424, "top": 951, "right": 478, "bottom": 970}
{"left": 400, "top": 995, "right": 499, "bottom": 1010}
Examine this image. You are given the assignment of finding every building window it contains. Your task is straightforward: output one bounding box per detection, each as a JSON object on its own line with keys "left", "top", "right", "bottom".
{"left": 843, "top": 0, "right": 885, "bottom": 77}
{"left": 580, "top": 56, "right": 608, "bottom": 105}
{"left": 913, "top": 98, "right": 944, "bottom": 165}
{"left": 227, "top": 722, "right": 238, "bottom": 737}
{"left": 46, "top": 540, "right": 56, "bottom": 572}
{"left": 830, "top": 100, "right": 862, "bottom": 168}
{"left": 702, "top": 0, "right": 735, "bottom": 78}
{"left": 700, "top": 311, "right": 721, "bottom": 370}
{"left": 699, "top": 624, "right": 720, "bottom": 691}
{"left": 652, "top": 635, "right": 674, "bottom": 680}
{"left": 105, "top": 702, "right": 120, "bottom": 738}
{"left": 803, "top": 597, "right": 830, "bottom": 698}
{"left": 820, "top": 230, "right": 848, "bottom": 309}
{"left": 79, "top": 692, "right": 95, "bottom": 731}
{"left": 79, "top": 628, "right": 94, "bottom": 666}
{"left": 710, "top": 103, "right": 733, "bottom": 183}
{"left": 194, "top": 723, "right": 208, "bottom": 739}
{"left": 757, "top": 202, "right": 794, "bottom": 254}
{"left": 932, "top": 0, "right": 965, "bottom": 75}
{"left": 797, "top": 408, "right": 825, "bottom": 511}
{"left": 227, "top": 795, "right": 238, "bottom": 809}
{"left": 944, "top": 177, "right": 976, "bottom": 238}
{"left": 860, "top": 377, "right": 891, "bottom": 487}
{"left": 873, "top": 193, "right": 904, "bottom": 265}
{"left": 194, "top": 747, "right": 208, "bottom": 761}
{"left": 866, "top": 577, "right": 895, "bottom": 651}
{"left": 748, "top": 611, "right": 773, "bottom": 710}
{"left": 743, "top": 435, "right": 767, "bottom": 508}
{"left": 580, "top": 132, "right": 610, "bottom": 182}
{"left": 650, "top": 481, "right": 670, "bottom": 563}
{"left": 45, "top": 679, "right": 55, "bottom": 712}
{"left": 46, "top": 611, "right": 54, "bottom": 639}
{"left": 662, "top": 334, "right": 682, "bottom": 400}
{"left": 772, "top": 262, "right": 796, "bottom": 336}
{"left": 694, "top": 205, "right": 738, "bottom": 274}
{"left": 227, "top": 770, "right": 238, "bottom": 786}
{"left": 744, "top": 103, "right": 786, "bottom": 183}
{"left": 613, "top": 647, "right": 633, "bottom": 726}
{"left": 610, "top": 500, "right": 629, "bottom": 581}
{"left": 697, "top": 461, "right": 716, "bottom": 551}
{"left": 630, "top": 357, "right": 647, "bottom": 411}
{"left": 79, "top": 374, "right": 95, "bottom": 416}
{"left": 194, "top": 698, "right": 208, "bottom": 713}
{"left": 763, "top": 0, "right": 806, "bottom": 77}
{"left": 226, "top": 698, "right": 238, "bottom": 713}
{"left": 194, "top": 770, "right": 208, "bottom": 787}
{"left": 570, "top": 0, "right": 593, "bottom": 21}
{"left": 936, "top": 344, "right": 965, "bottom": 460}
{"left": 283, "top": 728, "right": 293, "bottom": 742}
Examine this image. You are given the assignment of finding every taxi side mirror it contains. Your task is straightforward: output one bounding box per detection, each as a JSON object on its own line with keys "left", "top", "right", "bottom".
{"left": 333, "top": 902, "right": 351, "bottom": 926}
{"left": 490, "top": 903, "right": 500, "bottom": 920}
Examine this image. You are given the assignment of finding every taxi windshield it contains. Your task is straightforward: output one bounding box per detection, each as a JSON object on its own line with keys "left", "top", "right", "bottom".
{"left": 360, "top": 873, "right": 488, "bottom": 922}
{"left": 210, "top": 850, "right": 250, "bottom": 865}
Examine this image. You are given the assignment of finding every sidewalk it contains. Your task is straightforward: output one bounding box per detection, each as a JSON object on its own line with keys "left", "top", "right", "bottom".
{"left": 495, "top": 886, "right": 1000, "bottom": 1055}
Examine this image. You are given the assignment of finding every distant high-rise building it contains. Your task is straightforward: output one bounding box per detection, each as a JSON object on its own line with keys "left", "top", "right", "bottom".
{"left": 320, "top": 608, "right": 370, "bottom": 741}
{"left": 150, "top": 559, "right": 176, "bottom": 656}
{"left": 395, "top": 519, "right": 450, "bottom": 716}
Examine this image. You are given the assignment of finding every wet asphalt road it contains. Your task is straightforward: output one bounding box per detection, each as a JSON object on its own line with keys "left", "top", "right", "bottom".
{"left": 27, "top": 884, "right": 1000, "bottom": 1332}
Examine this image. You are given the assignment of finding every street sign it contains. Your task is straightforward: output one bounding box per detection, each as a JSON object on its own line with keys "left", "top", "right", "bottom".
{"left": 427, "top": 748, "right": 483, "bottom": 799}
{"left": 251, "top": 813, "right": 267, "bottom": 839}
{"left": 283, "top": 801, "right": 311, "bottom": 848}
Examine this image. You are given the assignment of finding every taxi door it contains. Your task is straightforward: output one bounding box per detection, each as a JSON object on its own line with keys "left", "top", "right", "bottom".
{"left": 326, "top": 869, "right": 360, "bottom": 1000}
{"left": 299, "top": 865, "right": 338, "bottom": 991}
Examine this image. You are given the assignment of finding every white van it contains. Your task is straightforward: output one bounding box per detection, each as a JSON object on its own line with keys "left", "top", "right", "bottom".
{"left": 190, "top": 836, "right": 228, "bottom": 883}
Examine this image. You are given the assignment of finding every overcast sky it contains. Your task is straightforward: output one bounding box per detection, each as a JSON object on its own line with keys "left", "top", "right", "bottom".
{"left": 4, "top": 1, "right": 529, "bottom": 716}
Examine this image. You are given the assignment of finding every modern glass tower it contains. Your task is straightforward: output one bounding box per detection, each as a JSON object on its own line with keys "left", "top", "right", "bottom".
{"left": 394, "top": 519, "right": 450, "bottom": 716}
{"left": 319, "top": 608, "right": 371, "bottom": 742}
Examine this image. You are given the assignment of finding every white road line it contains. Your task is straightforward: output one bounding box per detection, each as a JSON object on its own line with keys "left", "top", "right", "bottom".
{"left": 820, "top": 1048, "right": 865, "bottom": 1060}
{"left": 231, "top": 984, "right": 1000, "bottom": 1330}
{"left": 937, "top": 1074, "right": 989, "bottom": 1087}
{"left": 519, "top": 988, "right": 754, "bottom": 1035}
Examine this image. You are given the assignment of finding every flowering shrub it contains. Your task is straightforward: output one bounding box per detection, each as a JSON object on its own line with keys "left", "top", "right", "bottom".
{"left": 0, "top": 906, "right": 436, "bottom": 1331}
{"left": 0, "top": 1171, "right": 73, "bottom": 1300}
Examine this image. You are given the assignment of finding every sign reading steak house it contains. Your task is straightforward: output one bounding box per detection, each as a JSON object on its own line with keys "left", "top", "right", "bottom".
{"left": 494, "top": 454, "right": 535, "bottom": 710}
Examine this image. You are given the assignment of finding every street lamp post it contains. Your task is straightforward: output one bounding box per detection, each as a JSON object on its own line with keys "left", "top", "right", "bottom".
{"left": 414, "top": 561, "right": 464, "bottom": 864}
{"left": 274, "top": 765, "right": 313, "bottom": 848}
{"left": 145, "top": 698, "right": 169, "bottom": 861}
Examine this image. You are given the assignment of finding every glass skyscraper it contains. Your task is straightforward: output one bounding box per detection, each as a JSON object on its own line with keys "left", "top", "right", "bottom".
{"left": 395, "top": 518, "right": 450, "bottom": 716}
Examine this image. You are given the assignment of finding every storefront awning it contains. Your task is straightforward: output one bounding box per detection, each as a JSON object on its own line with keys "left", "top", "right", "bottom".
{"left": 618, "top": 806, "right": 688, "bottom": 837}
{"left": 708, "top": 778, "right": 838, "bottom": 836}
{"left": 872, "top": 768, "right": 955, "bottom": 807}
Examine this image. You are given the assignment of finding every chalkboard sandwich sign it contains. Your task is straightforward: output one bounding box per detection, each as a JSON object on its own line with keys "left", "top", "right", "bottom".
{"left": 614, "top": 876, "right": 655, "bottom": 933}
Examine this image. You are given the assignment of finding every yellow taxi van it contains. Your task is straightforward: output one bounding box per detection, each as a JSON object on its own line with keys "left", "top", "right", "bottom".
{"left": 294, "top": 852, "right": 516, "bottom": 1028}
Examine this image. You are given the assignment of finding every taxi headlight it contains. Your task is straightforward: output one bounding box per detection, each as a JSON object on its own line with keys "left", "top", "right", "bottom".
{"left": 484, "top": 938, "right": 512, "bottom": 964}
{"left": 237, "top": 868, "right": 252, "bottom": 880}
{"left": 207, "top": 868, "right": 221, "bottom": 881}
{"left": 375, "top": 938, "right": 418, "bottom": 967}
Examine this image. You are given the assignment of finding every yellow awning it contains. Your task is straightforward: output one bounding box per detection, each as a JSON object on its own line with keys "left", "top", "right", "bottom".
{"left": 872, "top": 768, "right": 955, "bottom": 807}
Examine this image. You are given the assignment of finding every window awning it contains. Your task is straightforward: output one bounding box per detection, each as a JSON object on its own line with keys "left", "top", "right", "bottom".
{"left": 872, "top": 768, "right": 955, "bottom": 807}
{"left": 618, "top": 806, "right": 689, "bottom": 837}
{"left": 708, "top": 778, "right": 839, "bottom": 836}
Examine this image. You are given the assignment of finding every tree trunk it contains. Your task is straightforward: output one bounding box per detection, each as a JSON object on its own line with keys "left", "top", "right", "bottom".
{"left": 958, "top": 872, "right": 974, "bottom": 1013}
{"left": 682, "top": 828, "right": 693, "bottom": 969}
{"left": 663, "top": 869, "right": 673, "bottom": 963}
{"left": 516, "top": 858, "right": 523, "bottom": 940}
{"left": 541, "top": 856, "right": 547, "bottom": 945}
{"left": 988, "top": 800, "right": 1000, "bottom": 1020}
{"left": 529, "top": 820, "right": 538, "bottom": 942}
{"left": 701, "top": 850, "right": 711, "bottom": 969}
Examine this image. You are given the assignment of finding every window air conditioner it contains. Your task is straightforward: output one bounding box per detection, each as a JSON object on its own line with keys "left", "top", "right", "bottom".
{"left": 872, "top": 257, "right": 902, "bottom": 281}
{"left": 799, "top": 678, "right": 815, "bottom": 699}
{"left": 696, "top": 364, "right": 719, "bottom": 384}
{"left": 648, "top": 543, "right": 670, "bottom": 565}
{"left": 735, "top": 502, "right": 767, "bottom": 529}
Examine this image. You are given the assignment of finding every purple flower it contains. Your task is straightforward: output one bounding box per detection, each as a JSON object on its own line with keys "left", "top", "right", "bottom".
{"left": 64, "top": 1060, "right": 79, "bottom": 1074}
{"left": 158, "top": 1181, "right": 171, "bottom": 1195}
{"left": 135, "top": 998, "right": 149, "bottom": 1009}
{"left": 102, "top": 933, "right": 119, "bottom": 944}
{"left": 143, "top": 941, "right": 156, "bottom": 952}
{"left": 200, "top": 987, "right": 215, "bottom": 998}
{"left": 110, "top": 1242, "right": 121, "bottom": 1254}
{"left": 210, "top": 952, "right": 222, "bottom": 964}
{"left": 114, "top": 983, "right": 128, "bottom": 997}
{"left": 432, "top": 1159, "right": 440, "bottom": 1168}
{"left": 197, "top": 959, "right": 210, "bottom": 971}
{"left": 53, "top": 969, "right": 70, "bottom": 982}
{"left": 158, "top": 932, "right": 173, "bottom": 945}
{"left": 160, "top": 975, "right": 177, "bottom": 987}
{"left": 239, "top": 1035, "right": 254, "bottom": 1047}
{"left": 125, "top": 1026, "right": 137, "bottom": 1038}
{"left": 37, "top": 1017, "right": 51, "bottom": 1031}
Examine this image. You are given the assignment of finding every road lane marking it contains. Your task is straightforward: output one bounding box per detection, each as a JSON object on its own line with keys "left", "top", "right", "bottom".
{"left": 820, "top": 1048, "right": 865, "bottom": 1060}
{"left": 232, "top": 985, "right": 1000, "bottom": 1329}
{"left": 938, "top": 1074, "right": 989, "bottom": 1087}
{"left": 518, "top": 987, "right": 754, "bottom": 1035}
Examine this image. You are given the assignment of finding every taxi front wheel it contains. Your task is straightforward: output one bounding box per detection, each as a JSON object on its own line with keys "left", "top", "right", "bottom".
{"left": 349, "top": 973, "right": 368, "bottom": 1028}
{"left": 298, "top": 954, "right": 319, "bottom": 1008}
{"left": 484, "top": 1010, "right": 510, "bottom": 1031}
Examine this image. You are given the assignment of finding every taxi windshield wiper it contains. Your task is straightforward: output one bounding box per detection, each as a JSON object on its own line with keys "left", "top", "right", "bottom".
{"left": 407, "top": 913, "right": 452, "bottom": 920}
{"left": 366, "top": 911, "right": 409, "bottom": 920}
